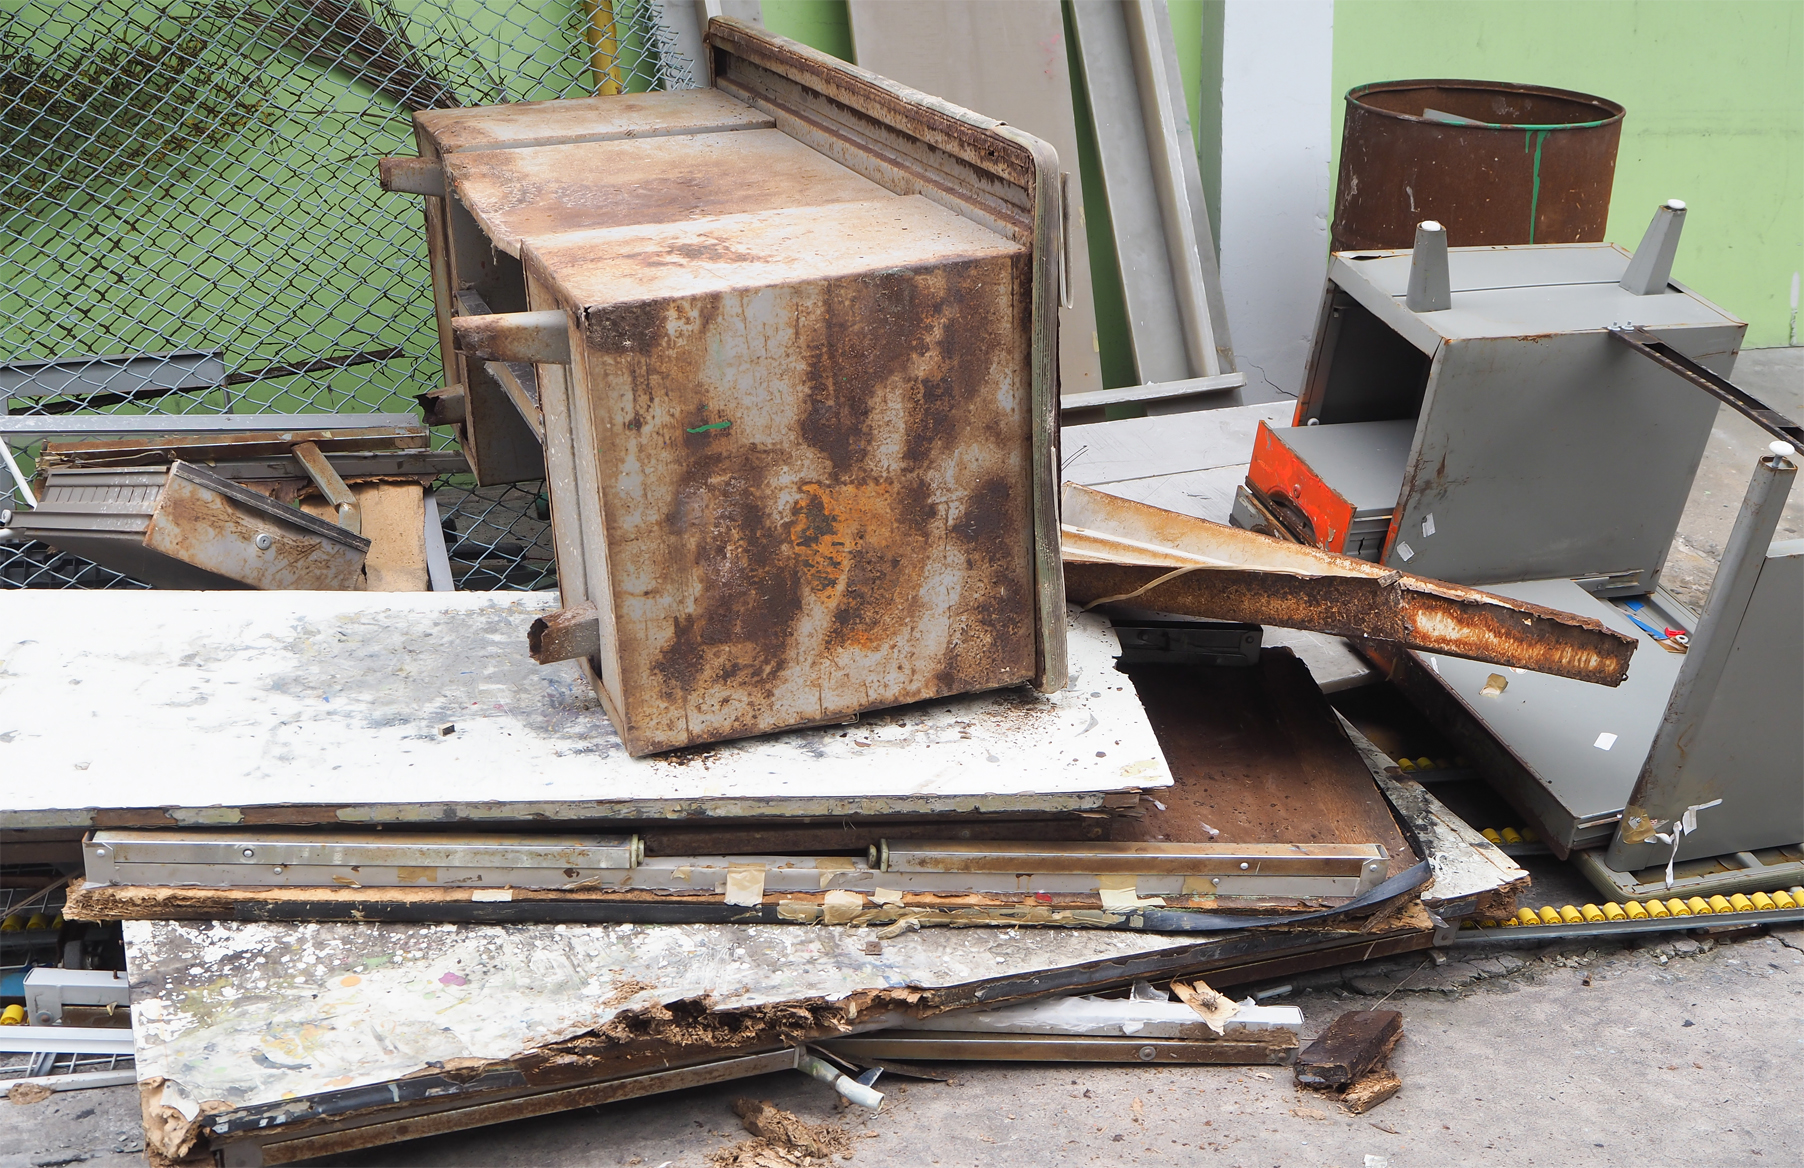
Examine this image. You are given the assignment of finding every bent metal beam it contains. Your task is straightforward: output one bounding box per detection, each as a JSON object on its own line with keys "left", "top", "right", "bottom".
{"left": 1060, "top": 483, "right": 1636, "bottom": 687}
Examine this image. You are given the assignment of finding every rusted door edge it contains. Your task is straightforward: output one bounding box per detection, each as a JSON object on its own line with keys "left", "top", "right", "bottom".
{"left": 1061, "top": 483, "right": 1634, "bottom": 686}
{"left": 707, "top": 17, "right": 1068, "bottom": 692}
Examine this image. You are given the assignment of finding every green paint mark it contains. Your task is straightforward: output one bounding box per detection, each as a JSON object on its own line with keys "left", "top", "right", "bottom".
{"left": 1525, "top": 129, "right": 1550, "bottom": 244}
{"left": 686, "top": 420, "right": 732, "bottom": 434}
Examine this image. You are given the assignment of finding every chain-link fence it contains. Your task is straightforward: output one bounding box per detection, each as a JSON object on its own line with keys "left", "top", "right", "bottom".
{"left": 1, "top": 0, "right": 690, "bottom": 588}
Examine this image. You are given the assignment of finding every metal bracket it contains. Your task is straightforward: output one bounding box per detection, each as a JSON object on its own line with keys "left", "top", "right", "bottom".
{"left": 291, "top": 441, "right": 362, "bottom": 536}
{"left": 452, "top": 311, "right": 572, "bottom": 365}
{"left": 1609, "top": 326, "right": 1803, "bottom": 447}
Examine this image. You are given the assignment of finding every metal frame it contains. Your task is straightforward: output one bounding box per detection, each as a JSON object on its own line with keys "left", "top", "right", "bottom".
{"left": 1067, "top": 0, "right": 1237, "bottom": 388}
{"left": 0, "top": 413, "right": 420, "bottom": 438}
{"left": 821, "top": 1032, "right": 1296, "bottom": 1065}
{"left": 211, "top": 1048, "right": 803, "bottom": 1167}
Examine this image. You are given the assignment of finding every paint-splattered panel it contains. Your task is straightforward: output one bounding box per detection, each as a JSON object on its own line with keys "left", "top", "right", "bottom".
{"left": 0, "top": 591, "right": 1167, "bottom": 830}
{"left": 124, "top": 917, "right": 1193, "bottom": 1143}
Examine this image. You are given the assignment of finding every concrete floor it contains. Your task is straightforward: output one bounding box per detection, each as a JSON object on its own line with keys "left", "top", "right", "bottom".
{"left": 5, "top": 350, "right": 1799, "bottom": 1168}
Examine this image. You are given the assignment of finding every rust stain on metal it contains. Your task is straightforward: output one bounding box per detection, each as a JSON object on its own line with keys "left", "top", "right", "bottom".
{"left": 444, "top": 130, "right": 889, "bottom": 257}
{"left": 525, "top": 207, "right": 1037, "bottom": 754}
{"left": 1062, "top": 484, "right": 1635, "bottom": 686}
{"left": 139, "top": 465, "right": 368, "bottom": 591}
{"left": 1332, "top": 79, "right": 1624, "bottom": 251}
{"left": 707, "top": 17, "right": 1038, "bottom": 197}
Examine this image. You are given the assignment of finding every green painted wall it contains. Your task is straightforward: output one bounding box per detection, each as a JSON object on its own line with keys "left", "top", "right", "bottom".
{"left": 1331, "top": 0, "right": 1804, "bottom": 348}
{"left": 761, "top": 0, "right": 854, "bottom": 62}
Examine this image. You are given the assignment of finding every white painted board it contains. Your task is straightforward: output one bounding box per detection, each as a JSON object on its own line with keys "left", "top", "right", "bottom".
{"left": 0, "top": 591, "right": 1169, "bottom": 829}
{"left": 124, "top": 918, "right": 1189, "bottom": 1120}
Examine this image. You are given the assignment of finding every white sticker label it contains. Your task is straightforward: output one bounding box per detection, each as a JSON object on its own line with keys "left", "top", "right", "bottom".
{"left": 1594, "top": 732, "right": 1618, "bottom": 751}
{"left": 1395, "top": 542, "right": 1415, "bottom": 562}
{"left": 1422, "top": 513, "right": 1436, "bottom": 538}
{"left": 471, "top": 889, "right": 513, "bottom": 902}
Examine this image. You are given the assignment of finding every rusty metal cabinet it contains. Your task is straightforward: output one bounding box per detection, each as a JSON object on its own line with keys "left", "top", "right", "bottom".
{"left": 390, "top": 20, "right": 1065, "bottom": 755}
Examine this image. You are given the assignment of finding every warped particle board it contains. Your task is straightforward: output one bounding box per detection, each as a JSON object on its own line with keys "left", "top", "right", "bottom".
{"left": 124, "top": 908, "right": 1433, "bottom": 1162}
{"left": 1119, "top": 652, "right": 1417, "bottom": 879}
{"left": 0, "top": 591, "right": 1168, "bottom": 830}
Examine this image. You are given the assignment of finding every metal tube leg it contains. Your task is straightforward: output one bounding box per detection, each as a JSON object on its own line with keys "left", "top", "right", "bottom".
{"left": 1607, "top": 442, "right": 1798, "bottom": 873}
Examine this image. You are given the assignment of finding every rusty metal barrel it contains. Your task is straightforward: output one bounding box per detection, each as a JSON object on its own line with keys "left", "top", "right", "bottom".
{"left": 1332, "top": 79, "right": 1624, "bottom": 251}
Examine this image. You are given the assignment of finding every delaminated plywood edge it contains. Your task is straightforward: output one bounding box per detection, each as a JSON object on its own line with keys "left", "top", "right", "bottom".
{"left": 66, "top": 878, "right": 1373, "bottom": 926}
{"left": 1338, "top": 712, "right": 1529, "bottom": 918}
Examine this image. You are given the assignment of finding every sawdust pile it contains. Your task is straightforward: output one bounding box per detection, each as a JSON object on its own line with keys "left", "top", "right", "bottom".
{"left": 7, "top": 1082, "right": 54, "bottom": 1105}
{"left": 708, "top": 1097, "right": 861, "bottom": 1167}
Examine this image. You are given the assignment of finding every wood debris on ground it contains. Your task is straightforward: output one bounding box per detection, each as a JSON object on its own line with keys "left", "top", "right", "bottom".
{"left": 1170, "top": 977, "right": 1238, "bottom": 1034}
{"left": 708, "top": 1098, "right": 867, "bottom": 1167}
{"left": 1294, "top": 1008, "right": 1405, "bottom": 1114}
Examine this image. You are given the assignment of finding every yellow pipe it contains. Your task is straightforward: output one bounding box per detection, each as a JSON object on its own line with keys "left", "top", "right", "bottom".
{"left": 584, "top": 0, "right": 626, "bottom": 96}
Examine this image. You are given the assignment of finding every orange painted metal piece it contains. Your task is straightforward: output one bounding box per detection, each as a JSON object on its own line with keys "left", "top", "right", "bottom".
{"left": 1246, "top": 421, "right": 1356, "bottom": 553}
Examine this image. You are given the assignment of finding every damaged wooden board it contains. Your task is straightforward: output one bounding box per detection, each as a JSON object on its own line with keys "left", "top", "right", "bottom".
{"left": 1337, "top": 712, "right": 1529, "bottom": 919}
{"left": 1117, "top": 651, "right": 1419, "bottom": 881}
{"left": 1061, "top": 482, "right": 1638, "bottom": 686}
{"left": 0, "top": 592, "right": 1168, "bottom": 831}
{"left": 123, "top": 908, "right": 1432, "bottom": 1162}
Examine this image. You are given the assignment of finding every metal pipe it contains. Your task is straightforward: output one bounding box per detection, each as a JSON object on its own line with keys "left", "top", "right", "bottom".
{"left": 797, "top": 1053, "right": 883, "bottom": 1110}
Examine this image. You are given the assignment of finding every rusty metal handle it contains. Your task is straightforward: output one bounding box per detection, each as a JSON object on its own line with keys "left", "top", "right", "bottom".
{"left": 378, "top": 157, "right": 446, "bottom": 198}
{"left": 452, "top": 311, "right": 572, "bottom": 365}
{"left": 529, "top": 602, "right": 601, "bottom": 665}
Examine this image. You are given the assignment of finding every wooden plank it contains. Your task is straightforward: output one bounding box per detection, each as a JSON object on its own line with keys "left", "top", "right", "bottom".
{"left": 1118, "top": 653, "right": 1418, "bottom": 878}
{"left": 1293, "top": 1009, "right": 1402, "bottom": 1087}
{"left": 0, "top": 592, "right": 1169, "bottom": 830}
{"left": 1341, "top": 1065, "right": 1403, "bottom": 1113}
{"left": 299, "top": 481, "right": 427, "bottom": 592}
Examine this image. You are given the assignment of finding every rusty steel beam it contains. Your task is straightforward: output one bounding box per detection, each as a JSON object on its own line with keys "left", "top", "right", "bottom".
{"left": 1061, "top": 483, "right": 1635, "bottom": 686}
{"left": 378, "top": 155, "right": 447, "bottom": 197}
